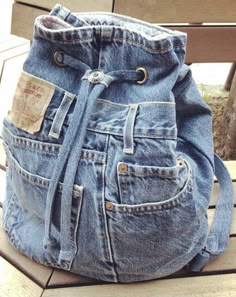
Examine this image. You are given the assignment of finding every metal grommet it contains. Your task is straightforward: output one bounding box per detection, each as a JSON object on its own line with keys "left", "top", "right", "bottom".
{"left": 136, "top": 67, "right": 148, "bottom": 84}
{"left": 54, "top": 51, "right": 65, "bottom": 66}
{"left": 178, "top": 159, "right": 184, "bottom": 167}
{"left": 118, "top": 163, "right": 128, "bottom": 173}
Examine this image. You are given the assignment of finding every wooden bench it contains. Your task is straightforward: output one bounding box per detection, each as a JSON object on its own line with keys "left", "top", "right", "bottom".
{"left": 0, "top": 138, "right": 236, "bottom": 296}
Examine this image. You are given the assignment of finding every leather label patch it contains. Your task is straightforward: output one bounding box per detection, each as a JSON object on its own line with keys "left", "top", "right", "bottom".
{"left": 9, "top": 71, "right": 55, "bottom": 134}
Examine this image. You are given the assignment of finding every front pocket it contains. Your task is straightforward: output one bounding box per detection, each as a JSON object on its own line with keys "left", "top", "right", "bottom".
{"left": 3, "top": 145, "right": 83, "bottom": 270}
{"left": 117, "top": 158, "right": 188, "bottom": 206}
{"left": 105, "top": 167, "right": 206, "bottom": 282}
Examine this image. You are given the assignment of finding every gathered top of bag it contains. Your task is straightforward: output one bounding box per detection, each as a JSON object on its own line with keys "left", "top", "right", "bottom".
{"left": 34, "top": 4, "right": 187, "bottom": 53}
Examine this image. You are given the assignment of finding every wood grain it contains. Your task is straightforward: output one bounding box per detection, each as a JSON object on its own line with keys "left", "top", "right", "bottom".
{"left": 0, "top": 257, "right": 43, "bottom": 297}
{"left": 169, "top": 26, "right": 236, "bottom": 63}
{"left": 114, "top": 0, "right": 236, "bottom": 23}
{"left": 48, "top": 269, "right": 100, "bottom": 288}
{"left": 11, "top": 3, "right": 46, "bottom": 40}
{"left": 42, "top": 273, "right": 236, "bottom": 297}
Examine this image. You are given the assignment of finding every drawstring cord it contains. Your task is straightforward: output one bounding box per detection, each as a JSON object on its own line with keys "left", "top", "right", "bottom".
{"left": 44, "top": 53, "right": 144, "bottom": 263}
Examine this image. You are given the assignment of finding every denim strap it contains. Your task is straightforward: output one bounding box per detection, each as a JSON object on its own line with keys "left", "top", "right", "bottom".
{"left": 190, "top": 154, "right": 234, "bottom": 271}
{"left": 43, "top": 58, "right": 144, "bottom": 265}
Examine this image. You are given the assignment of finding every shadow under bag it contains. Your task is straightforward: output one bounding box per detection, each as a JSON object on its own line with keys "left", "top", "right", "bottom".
{"left": 2, "top": 4, "right": 234, "bottom": 283}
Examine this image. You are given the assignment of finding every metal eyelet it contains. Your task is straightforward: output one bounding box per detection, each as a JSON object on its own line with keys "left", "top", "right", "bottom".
{"left": 54, "top": 51, "right": 65, "bottom": 66}
{"left": 178, "top": 159, "right": 184, "bottom": 167}
{"left": 136, "top": 67, "right": 148, "bottom": 84}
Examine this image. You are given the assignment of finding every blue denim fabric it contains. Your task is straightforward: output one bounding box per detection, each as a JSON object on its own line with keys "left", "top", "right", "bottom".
{"left": 2, "top": 4, "right": 233, "bottom": 283}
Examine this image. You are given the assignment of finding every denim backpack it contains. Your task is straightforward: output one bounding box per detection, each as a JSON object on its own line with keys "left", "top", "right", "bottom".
{"left": 2, "top": 4, "right": 234, "bottom": 283}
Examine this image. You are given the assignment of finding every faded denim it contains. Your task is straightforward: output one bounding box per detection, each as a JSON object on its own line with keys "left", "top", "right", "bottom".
{"left": 2, "top": 4, "right": 233, "bottom": 283}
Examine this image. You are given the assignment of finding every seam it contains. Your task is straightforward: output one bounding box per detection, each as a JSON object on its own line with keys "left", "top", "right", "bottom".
{"left": 120, "top": 172, "right": 179, "bottom": 178}
{"left": 86, "top": 127, "right": 177, "bottom": 139}
{"left": 102, "top": 134, "right": 119, "bottom": 282}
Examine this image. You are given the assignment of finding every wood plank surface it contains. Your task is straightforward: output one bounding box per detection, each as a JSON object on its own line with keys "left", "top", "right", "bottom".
{"left": 42, "top": 274, "right": 236, "bottom": 297}
{"left": 223, "top": 160, "right": 236, "bottom": 180}
{"left": 11, "top": 3, "right": 46, "bottom": 40}
{"left": 16, "top": 0, "right": 113, "bottom": 12}
{"left": 0, "top": 257, "right": 43, "bottom": 297}
{"left": 114, "top": 0, "right": 236, "bottom": 23}
{"left": 171, "top": 26, "right": 236, "bottom": 63}
{"left": 0, "top": 208, "right": 53, "bottom": 288}
{"left": 48, "top": 269, "right": 100, "bottom": 288}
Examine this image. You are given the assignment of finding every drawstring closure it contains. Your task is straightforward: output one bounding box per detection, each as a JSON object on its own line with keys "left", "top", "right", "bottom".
{"left": 43, "top": 52, "right": 146, "bottom": 263}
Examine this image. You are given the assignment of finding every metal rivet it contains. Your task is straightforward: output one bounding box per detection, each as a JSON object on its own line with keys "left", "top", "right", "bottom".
{"left": 54, "top": 51, "right": 65, "bottom": 66}
{"left": 106, "top": 201, "right": 113, "bottom": 210}
{"left": 118, "top": 163, "right": 128, "bottom": 173}
{"left": 136, "top": 67, "right": 148, "bottom": 84}
{"left": 88, "top": 70, "right": 105, "bottom": 84}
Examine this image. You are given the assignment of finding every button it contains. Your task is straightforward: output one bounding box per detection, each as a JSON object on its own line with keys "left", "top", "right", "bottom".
{"left": 105, "top": 202, "right": 113, "bottom": 210}
{"left": 88, "top": 70, "right": 105, "bottom": 84}
{"left": 118, "top": 163, "right": 128, "bottom": 173}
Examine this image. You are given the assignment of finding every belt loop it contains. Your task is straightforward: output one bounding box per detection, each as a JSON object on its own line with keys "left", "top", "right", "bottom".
{"left": 123, "top": 104, "right": 139, "bottom": 154}
{"left": 56, "top": 6, "right": 71, "bottom": 21}
{"left": 49, "top": 92, "right": 75, "bottom": 139}
{"left": 101, "top": 27, "right": 113, "bottom": 42}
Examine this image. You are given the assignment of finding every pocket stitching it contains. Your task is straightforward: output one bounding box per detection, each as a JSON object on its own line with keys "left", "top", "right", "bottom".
{"left": 110, "top": 160, "right": 192, "bottom": 214}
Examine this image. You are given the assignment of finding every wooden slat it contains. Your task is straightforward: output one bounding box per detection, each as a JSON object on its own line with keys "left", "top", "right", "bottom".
{"left": 42, "top": 274, "right": 236, "bottom": 297}
{"left": 11, "top": 3, "right": 46, "bottom": 40}
{"left": 169, "top": 26, "right": 236, "bottom": 63}
{"left": 16, "top": 0, "right": 113, "bottom": 12}
{"left": 11, "top": 1, "right": 112, "bottom": 40}
{"left": 0, "top": 257, "right": 43, "bottom": 297}
{"left": 223, "top": 161, "right": 236, "bottom": 180}
{"left": 48, "top": 269, "right": 100, "bottom": 288}
{"left": 114, "top": 0, "right": 236, "bottom": 23}
{"left": 0, "top": 208, "right": 53, "bottom": 288}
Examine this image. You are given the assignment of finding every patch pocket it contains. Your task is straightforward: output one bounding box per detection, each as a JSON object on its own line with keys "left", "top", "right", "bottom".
{"left": 3, "top": 146, "right": 83, "bottom": 270}
{"left": 117, "top": 159, "right": 188, "bottom": 205}
{"left": 105, "top": 170, "right": 198, "bottom": 281}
